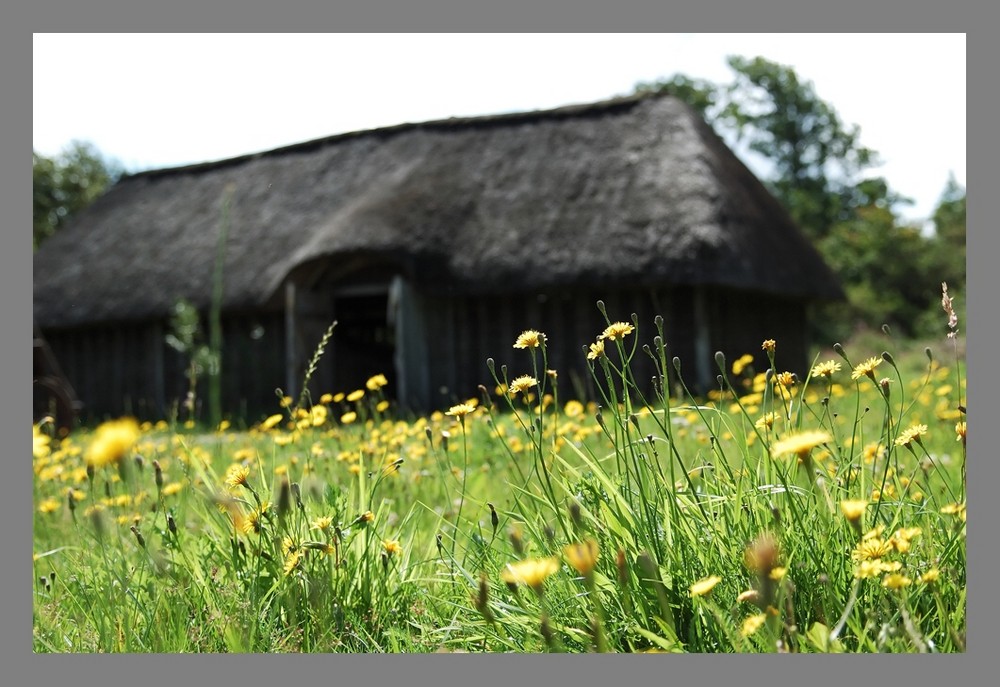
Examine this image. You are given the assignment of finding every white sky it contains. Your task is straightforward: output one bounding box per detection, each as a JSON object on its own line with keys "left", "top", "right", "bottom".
{"left": 33, "top": 33, "right": 966, "bottom": 225}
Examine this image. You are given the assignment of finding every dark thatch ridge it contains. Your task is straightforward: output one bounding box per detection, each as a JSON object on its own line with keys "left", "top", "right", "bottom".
{"left": 33, "top": 92, "right": 844, "bottom": 330}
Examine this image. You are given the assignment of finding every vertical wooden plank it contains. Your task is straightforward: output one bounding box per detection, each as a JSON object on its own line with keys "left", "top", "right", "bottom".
{"left": 396, "top": 280, "right": 430, "bottom": 411}
{"left": 149, "top": 322, "right": 164, "bottom": 419}
{"left": 78, "top": 330, "right": 90, "bottom": 421}
{"left": 453, "top": 295, "right": 471, "bottom": 398}
{"left": 693, "top": 284, "right": 712, "bottom": 393}
{"left": 440, "top": 294, "right": 457, "bottom": 407}
{"left": 661, "top": 286, "right": 677, "bottom": 397}
{"left": 284, "top": 282, "right": 297, "bottom": 399}
{"left": 476, "top": 295, "right": 492, "bottom": 392}
{"left": 113, "top": 326, "right": 125, "bottom": 416}
{"left": 573, "top": 288, "right": 595, "bottom": 401}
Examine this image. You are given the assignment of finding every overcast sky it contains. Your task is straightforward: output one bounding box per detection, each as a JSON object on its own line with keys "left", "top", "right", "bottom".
{"left": 33, "top": 33, "right": 965, "bottom": 225}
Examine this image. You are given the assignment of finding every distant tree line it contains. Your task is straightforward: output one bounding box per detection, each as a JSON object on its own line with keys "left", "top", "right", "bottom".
{"left": 33, "top": 140, "right": 124, "bottom": 251}
{"left": 636, "top": 55, "right": 966, "bottom": 342}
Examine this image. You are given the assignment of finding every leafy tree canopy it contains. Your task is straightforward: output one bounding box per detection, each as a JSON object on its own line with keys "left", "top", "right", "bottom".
{"left": 636, "top": 55, "right": 966, "bottom": 341}
{"left": 33, "top": 141, "right": 124, "bottom": 250}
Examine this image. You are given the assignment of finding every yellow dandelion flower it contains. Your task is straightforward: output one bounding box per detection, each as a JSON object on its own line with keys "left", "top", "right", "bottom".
{"left": 852, "top": 538, "right": 893, "bottom": 562}
{"left": 854, "top": 559, "right": 899, "bottom": 579}
{"left": 359, "top": 510, "right": 375, "bottom": 523}
{"left": 242, "top": 508, "right": 265, "bottom": 535}
{"left": 690, "top": 575, "right": 722, "bottom": 598}
{"left": 770, "top": 430, "right": 832, "bottom": 459}
{"left": 346, "top": 389, "right": 365, "bottom": 402}
{"left": 508, "top": 375, "right": 537, "bottom": 396}
{"left": 333, "top": 392, "right": 345, "bottom": 403}
{"left": 376, "top": 400, "right": 390, "bottom": 413}
{"left": 310, "top": 516, "right": 334, "bottom": 532}
{"left": 501, "top": 557, "right": 560, "bottom": 591}
{"left": 586, "top": 340, "right": 606, "bottom": 360}
{"left": 810, "top": 360, "right": 842, "bottom": 378}
{"left": 599, "top": 322, "right": 634, "bottom": 341}
{"left": 741, "top": 613, "right": 768, "bottom": 637}
{"left": 38, "top": 498, "right": 60, "bottom": 514}
{"left": 260, "top": 414, "right": 284, "bottom": 431}
{"left": 882, "top": 573, "right": 912, "bottom": 590}
{"left": 366, "top": 374, "right": 389, "bottom": 391}
{"left": 732, "top": 353, "right": 755, "bottom": 376}
{"left": 564, "top": 400, "right": 585, "bottom": 418}
{"left": 445, "top": 403, "right": 476, "bottom": 419}
{"left": 769, "top": 567, "right": 787, "bottom": 581}
{"left": 894, "top": 424, "right": 928, "bottom": 449}
{"left": 279, "top": 395, "right": 294, "bottom": 408}
{"left": 755, "top": 412, "right": 778, "bottom": 430}
{"left": 840, "top": 500, "right": 868, "bottom": 522}
{"left": 340, "top": 411, "right": 358, "bottom": 425}
{"left": 309, "top": 404, "right": 328, "bottom": 427}
{"left": 920, "top": 568, "right": 940, "bottom": 584}
{"left": 940, "top": 502, "right": 966, "bottom": 517}
{"left": 563, "top": 539, "right": 599, "bottom": 577}
{"left": 319, "top": 393, "right": 334, "bottom": 404}
{"left": 223, "top": 464, "right": 250, "bottom": 489}
{"left": 955, "top": 421, "right": 967, "bottom": 443}
{"left": 383, "top": 539, "right": 402, "bottom": 556}
{"left": 862, "top": 524, "right": 885, "bottom": 541}
{"left": 862, "top": 442, "right": 884, "bottom": 464}
{"left": 851, "top": 356, "right": 883, "bottom": 381}
{"left": 33, "top": 425, "right": 52, "bottom": 459}
{"left": 513, "top": 329, "right": 547, "bottom": 349}
{"left": 281, "top": 536, "right": 298, "bottom": 557}
{"left": 774, "top": 371, "right": 795, "bottom": 388}
{"left": 84, "top": 418, "right": 141, "bottom": 468}
{"left": 761, "top": 339, "right": 776, "bottom": 353}
{"left": 283, "top": 549, "right": 303, "bottom": 576}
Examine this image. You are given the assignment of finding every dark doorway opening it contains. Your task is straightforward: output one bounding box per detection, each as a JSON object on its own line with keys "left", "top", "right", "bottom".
{"left": 332, "top": 291, "right": 396, "bottom": 399}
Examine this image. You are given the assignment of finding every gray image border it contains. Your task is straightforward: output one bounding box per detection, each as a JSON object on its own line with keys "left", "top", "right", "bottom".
{"left": 6, "top": 10, "right": 987, "bottom": 687}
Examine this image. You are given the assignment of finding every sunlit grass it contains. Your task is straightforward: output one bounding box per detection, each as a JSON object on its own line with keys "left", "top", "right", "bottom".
{"left": 33, "top": 303, "right": 966, "bottom": 653}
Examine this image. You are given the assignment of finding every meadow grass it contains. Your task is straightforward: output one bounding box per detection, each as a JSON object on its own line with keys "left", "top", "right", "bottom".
{"left": 32, "top": 304, "right": 966, "bottom": 653}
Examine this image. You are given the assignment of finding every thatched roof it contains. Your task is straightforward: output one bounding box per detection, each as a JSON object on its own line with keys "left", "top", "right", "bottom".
{"left": 34, "top": 92, "right": 843, "bottom": 329}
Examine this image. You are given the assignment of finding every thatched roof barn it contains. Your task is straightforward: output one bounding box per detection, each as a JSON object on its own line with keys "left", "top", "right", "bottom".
{"left": 34, "top": 92, "right": 843, "bottom": 422}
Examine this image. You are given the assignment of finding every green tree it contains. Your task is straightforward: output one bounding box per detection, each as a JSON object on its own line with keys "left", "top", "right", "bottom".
{"left": 635, "top": 56, "right": 884, "bottom": 240}
{"left": 932, "top": 174, "right": 966, "bottom": 250}
{"left": 818, "top": 205, "right": 937, "bottom": 338}
{"left": 922, "top": 177, "right": 966, "bottom": 335}
{"left": 714, "top": 56, "right": 881, "bottom": 240}
{"left": 33, "top": 141, "right": 124, "bottom": 250}
{"left": 636, "top": 57, "right": 960, "bottom": 342}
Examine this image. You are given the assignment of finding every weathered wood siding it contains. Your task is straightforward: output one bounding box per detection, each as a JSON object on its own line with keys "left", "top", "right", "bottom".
{"left": 42, "top": 311, "right": 288, "bottom": 423}
{"left": 38, "top": 283, "right": 811, "bottom": 422}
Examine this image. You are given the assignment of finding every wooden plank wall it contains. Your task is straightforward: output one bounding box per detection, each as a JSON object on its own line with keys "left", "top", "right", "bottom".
{"left": 39, "top": 287, "right": 811, "bottom": 423}
{"left": 42, "top": 311, "right": 290, "bottom": 424}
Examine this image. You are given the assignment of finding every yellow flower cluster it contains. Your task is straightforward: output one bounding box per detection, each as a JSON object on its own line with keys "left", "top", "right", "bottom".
{"left": 84, "top": 418, "right": 141, "bottom": 468}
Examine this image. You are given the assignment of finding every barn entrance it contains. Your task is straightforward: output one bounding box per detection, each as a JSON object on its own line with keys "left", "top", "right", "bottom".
{"left": 331, "top": 286, "right": 397, "bottom": 400}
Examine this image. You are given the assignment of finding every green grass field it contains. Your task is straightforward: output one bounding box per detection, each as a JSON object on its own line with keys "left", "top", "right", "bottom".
{"left": 32, "top": 314, "right": 966, "bottom": 653}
